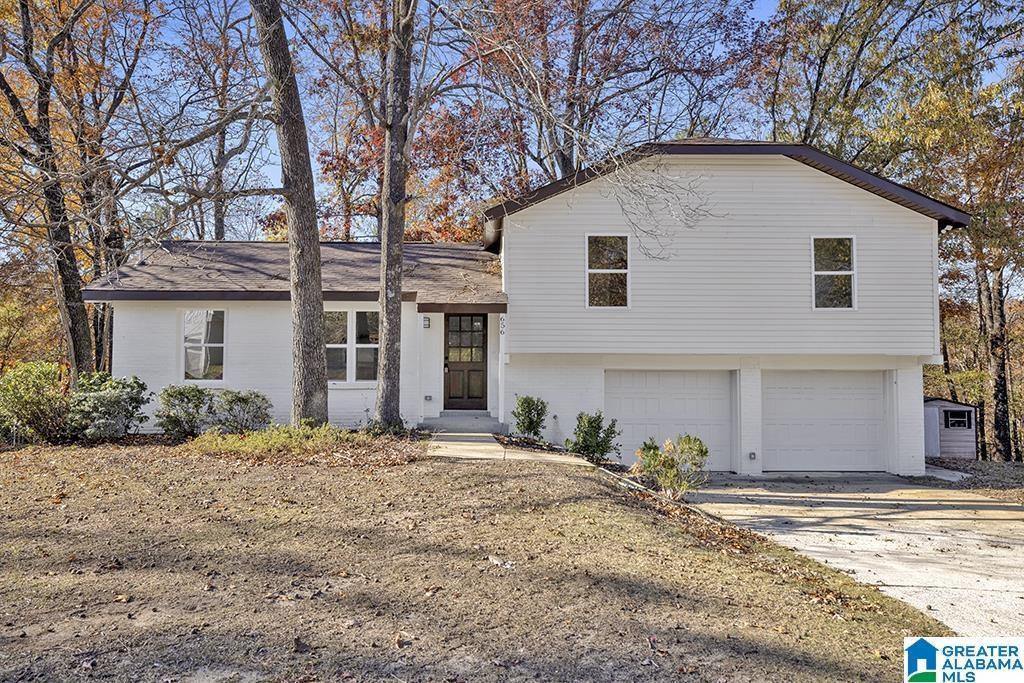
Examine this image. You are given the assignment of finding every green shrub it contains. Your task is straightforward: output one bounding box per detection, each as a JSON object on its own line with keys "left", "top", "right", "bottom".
{"left": 564, "top": 411, "right": 621, "bottom": 464}
{"left": 213, "top": 389, "right": 272, "bottom": 433}
{"left": 69, "top": 372, "right": 150, "bottom": 441}
{"left": 633, "top": 434, "right": 710, "bottom": 500}
{"left": 0, "top": 362, "right": 72, "bottom": 443}
{"left": 511, "top": 395, "right": 548, "bottom": 439}
{"left": 155, "top": 384, "right": 215, "bottom": 440}
{"left": 189, "top": 423, "right": 366, "bottom": 459}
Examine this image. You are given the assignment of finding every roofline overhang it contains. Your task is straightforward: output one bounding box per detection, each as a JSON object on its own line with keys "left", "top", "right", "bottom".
{"left": 481, "top": 141, "right": 971, "bottom": 251}
{"left": 416, "top": 302, "right": 507, "bottom": 313}
{"left": 82, "top": 290, "right": 419, "bottom": 303}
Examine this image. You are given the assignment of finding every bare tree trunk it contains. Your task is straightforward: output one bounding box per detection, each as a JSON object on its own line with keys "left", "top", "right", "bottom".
{"left": 987, "top": 267, "right": 1012, "bottom": 461}
{"left": 373, "top": 0, "right": 416, "bottom": 429}
{"left": 975, "top": 256, "right": 1012, "bottom": 461}
{"left": 42, "top": 164, "right": 95, "bottom": 379}
{"left": 212, "top": 128, "right": 228, "bottom": 239}
{"left": 941, "top": 337, "right": 958, "bottom": 401}
{"left": 251, "top": 0, "right": 328, "bottom": 425}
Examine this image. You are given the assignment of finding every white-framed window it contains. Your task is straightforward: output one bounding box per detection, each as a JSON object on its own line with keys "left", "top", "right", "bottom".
{"left": 812, "top": 236, "right": 856, "bottom": 309}
{"left": 183, "top": 309, "right": 225, "bottom": 381}
{"left": 944, "top": 409, "right": 972, "bottom": 429}
{"left": 324, "top": 309, "right": 380, "bottom": 384}
{"left": 586, "top": 234, "right": 629, "bottom": 308}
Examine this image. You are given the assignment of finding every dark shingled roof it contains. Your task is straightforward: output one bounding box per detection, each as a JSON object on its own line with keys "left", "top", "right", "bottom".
{"left": 83, "top": 241, "right": 506, "bottom": 310}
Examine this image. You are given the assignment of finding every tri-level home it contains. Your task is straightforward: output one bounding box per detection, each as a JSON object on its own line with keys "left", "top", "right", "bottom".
{"left": 83, "top": 138, "right": 970, "bottom": 475}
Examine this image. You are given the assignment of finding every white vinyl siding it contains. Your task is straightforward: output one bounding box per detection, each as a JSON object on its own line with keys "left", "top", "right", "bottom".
{"left": 501, "top": 155, "right": 938, "bottom": 355}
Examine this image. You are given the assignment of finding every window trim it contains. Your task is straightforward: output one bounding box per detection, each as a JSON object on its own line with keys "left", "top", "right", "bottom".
{"left": 811, "top": 235, "right": 857, "bottom": 311}
{"left": 944, "top": 409, "right": 972, "bottom": 430}
{"left": 181, "top": 308, "right": 227, "bottom": 385}
{"left": 324, "top": 305, "right": 380, "bottom": 388}
{"left": 585, "top": 233, "right": 631, "bottom": 309}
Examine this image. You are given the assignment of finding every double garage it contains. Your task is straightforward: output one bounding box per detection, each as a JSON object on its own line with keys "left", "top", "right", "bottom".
{"left": 605, "top": 369, "right": 886, "bottom": 471}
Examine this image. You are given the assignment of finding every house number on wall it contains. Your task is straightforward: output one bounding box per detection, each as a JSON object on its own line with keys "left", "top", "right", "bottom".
{"left": 499, "top": 314, "right": 507, "bottom": 336}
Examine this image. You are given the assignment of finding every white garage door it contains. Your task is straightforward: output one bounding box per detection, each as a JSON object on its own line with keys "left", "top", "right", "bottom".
{"left": 763, "top": 371, "right": 885, "bottom": 471}
{"left": 605, "top": 370, "right": 733, "bottom": 469}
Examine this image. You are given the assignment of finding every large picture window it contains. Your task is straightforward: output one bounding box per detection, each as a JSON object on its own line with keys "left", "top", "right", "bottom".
{"left": 324, "top": 310, "right": 379, "bottom": 383}
{"left": 183, "top": 310, "right": 225, "bottom": 380}
{"left": 587, "top": 235, "right": 629, "bottom": 307}
{"left": 813, "top": 237, "right": 855, "bottom": 309}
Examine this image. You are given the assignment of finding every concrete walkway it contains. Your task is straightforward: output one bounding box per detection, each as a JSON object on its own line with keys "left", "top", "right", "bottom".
{"left": 692, "top": 475, "right": 1024, "bottom": 636}
{"left": 425, "top": 432, "right": 592, "bottom": 467}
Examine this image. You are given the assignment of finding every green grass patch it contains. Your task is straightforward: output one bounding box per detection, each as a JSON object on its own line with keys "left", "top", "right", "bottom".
{"left": 186, "top": 424, "right": 422, "bottom": 466}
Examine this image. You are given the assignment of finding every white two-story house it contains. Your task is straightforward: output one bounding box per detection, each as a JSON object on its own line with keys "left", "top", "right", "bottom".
{"left": 84, "top": 138, "right": 970, "bottom": 475}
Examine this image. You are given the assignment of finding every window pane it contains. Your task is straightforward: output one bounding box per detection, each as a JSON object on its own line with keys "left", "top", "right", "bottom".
{"left": 356, "top": 312, "right": 379, "bottom": 344}
{"left": 323, "top": 311, "right": 348, "bottom": 345}
{"left": 356, "top": 348, "right": 378, "bottom": 381}
{"left": 184, "top": 345, "right": 223, "bottom": 380}
{"left": 461, "top": 348, "right": 473, "bottom": 361}
{"left": 588, "top": 236, "right": 628, "bottom": 270}
{"left": 471, "top": 347, "right": 483, "bottom": 362}
{"left": 326, "top": 347, "right": 347, "bottom": 381}
{"left": 461, "top": 331, "right": 471, "bottom": 347}
{"left": 449, "top": 316, "right": 461, "bottom": 331}
{"left": 814, "top": 238, "right": 852, "bottom": 272}
{"left": 814, "top": 274, "right": 853, "bottom": 308}
{"left": 448, "top": 331, "right": 459, "bottom": 347}
{"left": 471, "top": 317, "right": 484, "bottom": 331}
{"left": 460, "top": 316, "right": 472, "bottom": 331}
{"left": 588, "top": 272, "right": 628, "bottom": 307}
{"left": 471, "top": 331, "right": 483, "bottom": 347}
{"left": 184, "top": 310, "right": 224, "bottom": 345}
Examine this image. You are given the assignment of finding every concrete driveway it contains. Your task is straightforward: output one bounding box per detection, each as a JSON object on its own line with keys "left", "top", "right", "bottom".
{"left": 691, "top": 475, "right": 1024, "bottom": 637}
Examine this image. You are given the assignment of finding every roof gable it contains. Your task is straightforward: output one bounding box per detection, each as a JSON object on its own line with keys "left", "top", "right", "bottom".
{"left": 482, "top": 139, "right": 970, "bottom": 250}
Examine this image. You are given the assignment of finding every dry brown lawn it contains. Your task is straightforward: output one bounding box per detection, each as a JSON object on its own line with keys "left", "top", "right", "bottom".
{"left": 0, "top": 442, "right": 949, "bottom": 682}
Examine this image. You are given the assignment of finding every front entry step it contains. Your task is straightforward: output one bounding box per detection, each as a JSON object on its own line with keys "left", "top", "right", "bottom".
{"left": 420, "top": 411, "right": 504, "bottom": 434}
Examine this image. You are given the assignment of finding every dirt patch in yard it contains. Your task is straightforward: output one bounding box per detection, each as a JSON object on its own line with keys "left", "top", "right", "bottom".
{"left": 0, "top": 443, "right": 947, "bottom": 682}
{"left": 927, "top": 457, "right": 1024, "bottom": 505}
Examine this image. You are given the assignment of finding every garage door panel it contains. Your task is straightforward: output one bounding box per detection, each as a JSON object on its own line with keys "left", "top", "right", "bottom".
{"left": 605, "top": 370, "right": 732, "bottom": 470}
{"left": 763, "top": 371, "right": 884, "bottom": 471}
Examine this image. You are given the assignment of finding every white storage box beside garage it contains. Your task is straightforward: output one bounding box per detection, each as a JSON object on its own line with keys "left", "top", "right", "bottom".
{"left": 924, "top": 397, "right": 978, "bottom": 459}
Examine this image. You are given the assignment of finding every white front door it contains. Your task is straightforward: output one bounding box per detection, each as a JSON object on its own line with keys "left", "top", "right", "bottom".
{"left": 604, "top": 370, "right": 733, "bottom": 469}
{"left": 762, "top": 371, "right": 885, "bottom": 471}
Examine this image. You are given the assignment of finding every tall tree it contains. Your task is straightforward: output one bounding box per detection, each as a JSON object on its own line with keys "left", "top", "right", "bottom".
{"left": 373, "top": 0, "right": 416, "bottom": 428}
{"left": 0, "top": 0, "right": 99, "bottom": 376}
{"left": 251, "top": 0, "right": 329, "bottom": 424}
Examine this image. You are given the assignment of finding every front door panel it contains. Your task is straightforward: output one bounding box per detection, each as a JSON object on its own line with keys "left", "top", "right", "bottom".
{"left": 444, "top": 314, "right": 487, "bottom": 410}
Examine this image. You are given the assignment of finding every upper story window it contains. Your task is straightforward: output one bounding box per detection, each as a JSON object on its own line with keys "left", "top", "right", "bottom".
{"left": 324, "top": 310, "right": 380, "bottom": 383}
{"left": 183, "top": 310, "right": 225, "bottom": 380}
{"left": 587, "top": 235, "right": 629, "bottom": 307}
{"left": 812, "top": 237, "right": 855, "bottom": 309}
{"left": 944, "top": 409, "right": 972, "bottom": 429}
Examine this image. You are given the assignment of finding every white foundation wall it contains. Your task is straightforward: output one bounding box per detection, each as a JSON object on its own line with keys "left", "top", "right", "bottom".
{"left": 111, "top": 300, "right": 425, "bottom": 428}
{"left": 502, "top": 353, "right": 927, "bottom": 475}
